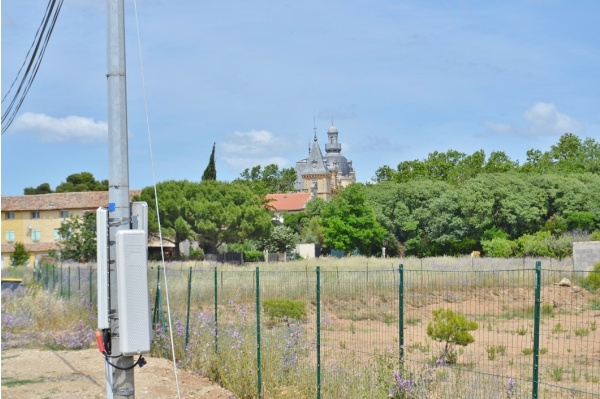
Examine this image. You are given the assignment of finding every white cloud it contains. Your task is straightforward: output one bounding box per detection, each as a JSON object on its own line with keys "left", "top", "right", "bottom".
{"left": 222, "top": 156, "right": 292, "bottom": 173}
{"left": 220, "top": 130, "right": 290, "bottom": 155}
{"left": 484, "top": 102, "right": 580, "bottom": 137}
{"left": 12, "top": 112, "right": 107, "bottom": 142}
{"left": 523, "top": 102, "right": 580, "bottom": 136}
{"left": 220, "top": 129, "right": 295, "bottom": 173}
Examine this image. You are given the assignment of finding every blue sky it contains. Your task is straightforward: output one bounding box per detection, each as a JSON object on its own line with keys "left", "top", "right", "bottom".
{"left": 2, "top": 0, "right": 599, "bottom": 196}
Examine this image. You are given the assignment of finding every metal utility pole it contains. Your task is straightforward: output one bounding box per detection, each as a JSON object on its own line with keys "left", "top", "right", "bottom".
{"left": 106, "top": 0, "right": 134, "bottom": 396}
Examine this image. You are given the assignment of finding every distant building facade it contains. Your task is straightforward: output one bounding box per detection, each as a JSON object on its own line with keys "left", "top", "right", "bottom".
{"left": 1, "top": 191, "right": 140, "bottom": 267}
{"left": 294, "top": 124, "right": 356, "bottom": 200}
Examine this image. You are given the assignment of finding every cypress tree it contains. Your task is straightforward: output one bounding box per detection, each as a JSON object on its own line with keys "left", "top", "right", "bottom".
{"left": 202, "top": 142, "right": 217, "bottom": 181}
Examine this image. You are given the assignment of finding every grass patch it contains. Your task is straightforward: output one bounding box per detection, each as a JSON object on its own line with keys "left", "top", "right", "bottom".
{"left": 1, "top": 377, "right": 45, "bottom": 387}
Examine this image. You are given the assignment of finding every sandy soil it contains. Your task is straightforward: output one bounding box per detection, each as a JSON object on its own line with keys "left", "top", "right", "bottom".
{"left": 1, "top": 348, "right": 231, "bottom": 399}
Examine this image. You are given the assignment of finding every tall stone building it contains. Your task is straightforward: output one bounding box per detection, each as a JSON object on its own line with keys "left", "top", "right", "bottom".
{"left": 294, "top": 124, "right": 356, "bottom": 200}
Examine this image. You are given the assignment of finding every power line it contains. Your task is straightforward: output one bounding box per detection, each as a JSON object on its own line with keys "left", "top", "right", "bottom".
{"left": 1, "top": 0, "right": 64, "bottom": 135}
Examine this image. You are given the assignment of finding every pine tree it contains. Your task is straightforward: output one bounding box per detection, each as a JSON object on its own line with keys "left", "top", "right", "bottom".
{"left": 202, "top": 142, "right": 217, "bottom": 181}
{"left": 10, "top": 242, "right": 30, "bottom": 266}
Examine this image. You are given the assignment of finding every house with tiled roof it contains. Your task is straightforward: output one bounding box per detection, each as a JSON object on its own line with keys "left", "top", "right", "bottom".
{"left": 1, "top": 191, "right": 140, "bottom": 267}
{"left": 265, "top": 192, "right": 313, "bottom": 224}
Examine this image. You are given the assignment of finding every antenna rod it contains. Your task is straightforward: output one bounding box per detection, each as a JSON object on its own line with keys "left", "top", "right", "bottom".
{"left": 106, "top": 0, "right": 134, "bottom": 397}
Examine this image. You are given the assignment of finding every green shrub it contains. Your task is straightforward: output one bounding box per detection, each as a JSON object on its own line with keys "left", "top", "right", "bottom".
{"left": 263, "top": 299, "right": 307, "bottom": 322}
{"left": 581, "top": 262, "right": 600, "bottom": 291}
{"left": 243, "top": 250, "right": 264, "bottom": 262}
{"left": 10, "top": 242, "right": 30, "bottom": 267}
{"left": 481, "top": 237, "right": 516, "bottom": 258}
{"left": 189, "top": 247, "right": 205, "bottom": 260}
{"left": 426, "top": 308, "right": 478, "bottom": 364}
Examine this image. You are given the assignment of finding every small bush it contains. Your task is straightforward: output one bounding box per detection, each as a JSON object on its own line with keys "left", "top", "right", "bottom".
{"left": 581, "top": 262, "right": 600, "bottom": 291}
{"left": 426, "top": 308, "right": 478, "bottom": 364}
{"left": 243, "top": 250, "right": 264, "bottom": 262}
{"left": 263, "top": 299, "right": 307, "bottom": 323}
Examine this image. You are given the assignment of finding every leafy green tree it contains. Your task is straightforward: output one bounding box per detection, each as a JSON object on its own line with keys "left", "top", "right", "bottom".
{"left": 321, "top": 184, "right": 387, "bottom": 256}
{"left": 282, "top": 211, "right": 308, "bottom": 233}
{"left": 364, "top": 181, "right": 418, "bottom": 246}
{"left": 24, "top": 183, "right": 53, "bottom": 195}
{"left": 520, "top": 149, "right": 554, "bottom": 173}
{"left": 565, "top": 212, "right": 597, "bottom": 232}
{"left": 202, "top": 142, "right": 217, "bottom": 181}
{"left": 527, "top": 174, "right": 589, "bottom": 222}
{"left": 426, "top": 308, "right": 478, "bottom": 364}
{"left": 137, "top": 180, "right": 273, "bottom": 255}
{"left": 447, "top": 150, "right": 485, "bottom": 184}
{"left": 302, "top": 216, "right": 324, "bottom": 245}
{"left": 395, "top": 159, "right": 429, "bottom": 183}
{"left": 261, "top": 225, "right": 297, "bottom": 255}
{"left": 135, "top": 180, "right": 198, "bottom": 258}
{"left": 424, "top": 150, "right": 466, "bottom": 181}
{"left": 458, "top": 174, "right": 547, "bottom": 239}
{"left": 483, "top": 151, "right": 518, "bottom": 173}
{"left": 550, "top": 133, "right": 589, "bottom": 173}
{"left": 191, "top": 181, "right": 274, "bottom": 253}
{"left": 57, "top": 213, "right": 97, "bottom": 262}
{"left": 55, "top": 172, "right": 108, "bottom": 193}
{"left": 237, "top": 164, "right": 297, "bottom": 195}
{"left": 305, "top": 197, "right": 327, "bottom": 218}
{"left": 371, "top": 165, "right": 396, "bottom": 183}
{"left": 10, "top": 242, "right": 30, "bottom": 266}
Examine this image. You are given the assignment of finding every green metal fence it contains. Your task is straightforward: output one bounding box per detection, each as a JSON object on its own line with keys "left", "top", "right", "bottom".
{"left": 34, "top": 261, "right": 600, "bottom": 398}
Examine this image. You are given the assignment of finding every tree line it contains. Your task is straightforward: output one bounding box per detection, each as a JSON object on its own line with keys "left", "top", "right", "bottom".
{"left": 19, "top": 133, "right": 600, "bottom": 262}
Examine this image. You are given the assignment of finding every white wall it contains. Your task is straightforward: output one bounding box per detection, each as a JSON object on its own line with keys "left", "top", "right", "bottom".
{"left": 296, "top": 243, "right": 316, "bottom": 259}
{"left": 573, "top": 241, "right": 600, "bottom": 272}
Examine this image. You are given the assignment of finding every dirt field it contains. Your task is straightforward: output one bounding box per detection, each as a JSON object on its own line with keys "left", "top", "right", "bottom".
{"left": 1, "top": 348, "right": 231, "bottom": 399}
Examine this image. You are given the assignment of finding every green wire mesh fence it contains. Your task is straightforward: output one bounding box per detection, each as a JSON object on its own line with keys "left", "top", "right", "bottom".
{"left": 33, "top": 261, "right": 600, "bottom": 398}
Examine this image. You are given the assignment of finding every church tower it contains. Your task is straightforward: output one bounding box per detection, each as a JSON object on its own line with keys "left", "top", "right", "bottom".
{"left": 294, "top": 123, "right": 356, "bottom": 199}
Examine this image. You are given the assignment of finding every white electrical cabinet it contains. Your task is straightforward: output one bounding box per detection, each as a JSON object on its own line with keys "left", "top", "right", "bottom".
{"left": 131, "top": 202, "right": 148, "bottom": 235}
{"left": 96, "top": 207, "right": 110, "bottom": 329}
{"left": 116, "top": 229, "right": 151, "bottom": 355}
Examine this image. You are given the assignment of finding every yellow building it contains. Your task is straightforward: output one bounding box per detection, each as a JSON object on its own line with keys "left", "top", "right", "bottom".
{"left": 1, "top": 191, "right": 139, "bottom": 267}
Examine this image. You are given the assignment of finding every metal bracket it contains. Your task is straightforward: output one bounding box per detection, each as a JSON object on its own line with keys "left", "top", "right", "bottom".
{"left": 108, "top": 217, "right": 131, "bottom": 227}
{"left": 113, "top": 388, "right": 134, "bottom": 395}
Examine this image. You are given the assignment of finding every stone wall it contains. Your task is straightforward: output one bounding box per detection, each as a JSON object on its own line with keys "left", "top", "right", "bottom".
{"left": 573, "top": 241, "right": 600, "bottom": 272}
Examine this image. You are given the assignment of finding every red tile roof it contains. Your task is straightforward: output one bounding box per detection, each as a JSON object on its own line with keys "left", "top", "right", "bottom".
{"left": 2, "top": 242, "right": 57, "bottom": 253}
{"left": 1, "top": 190, "right": 142, "bottom": 212}
{"left": 265, "top": 193, "right": 312, "bottom": 212}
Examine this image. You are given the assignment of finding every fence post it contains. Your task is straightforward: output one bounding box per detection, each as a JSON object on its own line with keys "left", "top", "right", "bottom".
{"left": 60, "top": 264, "right": 63, "bottom": 297}
{"left": 255, "top": 267, "right": 262, "bottom": 399}
{"left": 214, "top": 266, "right": 218, "bottom": 353}
{"left": 68, "top": 265, "right": 71, "bottom": 299}
{"left": 532, "top": 261, "right": 542, "bottom": 399}
{"left": 316, "top": 266, "right": 322, "bottom": 399}
{"left": 78, "top": 266, "right": 81, "bottom": 292}
{"left": 399, "top": 264, "right": 404, "bottom": 365}
{"left": 185, "top": 267, "right": 192, "bottom": 348}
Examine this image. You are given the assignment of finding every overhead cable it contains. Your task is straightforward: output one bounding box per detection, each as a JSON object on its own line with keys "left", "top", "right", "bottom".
{"left": 1, "top": 0, "right": 64, "bottom": 135}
